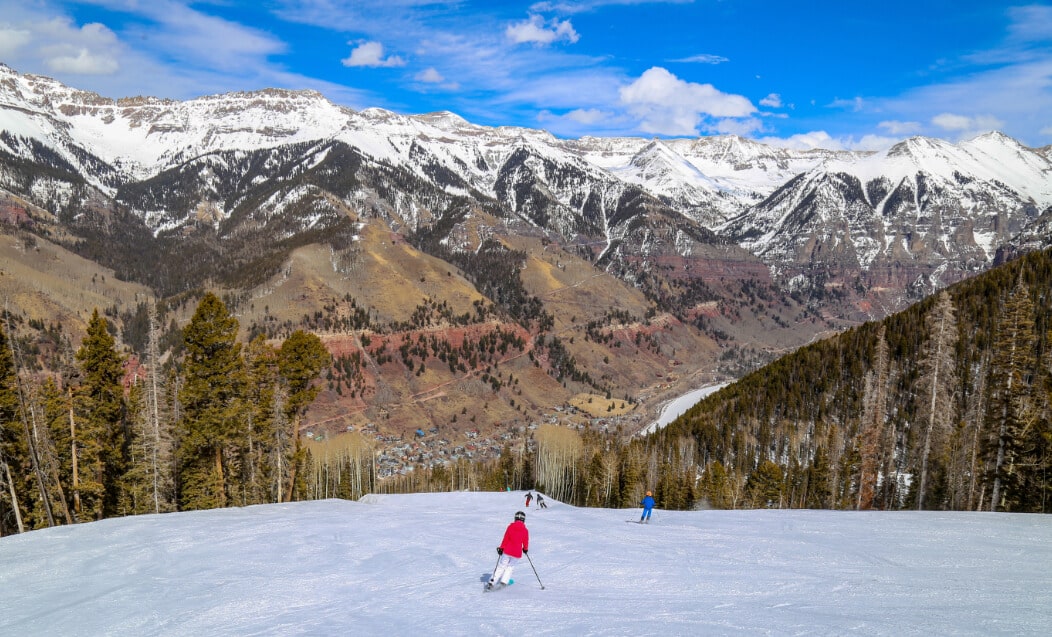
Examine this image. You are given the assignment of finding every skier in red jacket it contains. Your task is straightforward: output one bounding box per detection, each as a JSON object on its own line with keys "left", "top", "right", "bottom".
{"left": 486, "top": 511, "right": 529, "bottom": 591}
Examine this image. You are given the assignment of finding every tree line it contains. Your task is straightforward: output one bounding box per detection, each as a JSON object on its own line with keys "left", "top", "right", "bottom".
{"left": 0, "top": 293, "right": 329, "bottom": 534}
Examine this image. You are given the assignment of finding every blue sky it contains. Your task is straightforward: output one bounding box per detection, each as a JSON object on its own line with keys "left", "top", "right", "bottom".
{"left": 1, "top": 1, "right": 1050, "bottom": 149}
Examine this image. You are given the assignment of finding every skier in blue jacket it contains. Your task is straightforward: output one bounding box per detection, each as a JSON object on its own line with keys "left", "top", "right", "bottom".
{"left": 640, "top": 491, "right": 655, "bottom": 523}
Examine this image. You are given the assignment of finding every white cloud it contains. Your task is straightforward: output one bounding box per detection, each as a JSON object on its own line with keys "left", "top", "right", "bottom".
{"left": 712, "top": 117, "right": 763, "bottom": 136}
{"left": 671, "top": 54, "right": 729, "bottom": 65}
{"left": 413, "top": 67, "right": 459, "bottom": 90}
{"left": 761, "top": 131, "right": 901, "bottom": 152}
{"left": 760, "top": 131, "right": 844, "bottom": 151}
{"left": 932, "top": 112, "right": 1004, "bottom": 132}
{"left": 852, "top": 134, "right": 901, "bottom": 151}
{"left": 930, "top": 112, "right": 1007, "bottom": 141}
{"left": 618, "top": 67, "right": 756, "bottom": 135}
{"left": 46, "top": 47, "right": 120, "bottom": 75}
{"left": 830, "top": 96, "right": 865, "bottom": 112}
{"left": 20, "top": 18, "right": 123, "bottom": 76}
{"left": 0, "top": 26, "right": 32, "bottom": 58}
{"left": 562, "top": 108, "right": 607, "bottom": 124}
{"left": 1006, "top": 5, "right": 1052, "bottom": 43}
{"left": 506, "top": 14, "right": 579, "bottom": 45}
{"left": 112, "top": 1, "right": 287, "bottom": 74}
{"left": 529, "top": 0, "right": 694, "bottom": 13}
{"left": 342, "top": 41, "right": 406, "bottom": 68}
{"left": 878, "top": 120, "right": 922, "bottom": 135}
{"left": 759, "top": 93, "right": 782, "bottom": 108}
{"left": 416, "top": 67, "right": 445, "bottom": 83}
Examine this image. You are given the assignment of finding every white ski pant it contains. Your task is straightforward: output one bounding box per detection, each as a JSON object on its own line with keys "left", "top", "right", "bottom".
{"left": 491, "top": 554, "right": 519, "bottom": 584}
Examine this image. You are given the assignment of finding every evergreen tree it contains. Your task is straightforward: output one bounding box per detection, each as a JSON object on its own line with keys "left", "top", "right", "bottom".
{"left": 177, "top": 293, "right": 245, "bottom": 510}
{"left": 38, "top": 377, "right": 75, "bottom": 523}
{"left": 914, "top": 291, "right": 959, "bottom": 509}
{"left": 698, "top": 461, "right": 735, "bottom": 509}
{"left": 804, "top": 445, "right": 833, "bottom": 508}
{"left": 0, "top": 321, "right": 27, "bottom": 533}
{"left": 856, "top": 327, "right": 889, "bottom": 510}
{"left": 74, "top": 309, "right": 127, "bottom": 519}
{"left": 120, "top": 382, "right": 153, "bottom": 515}
{"left": 984, "top": 275, "right": 1040, "bottom": 511}
{"left": 745, "top": 460, "right": 784, "bottom": 508}
{"left": 277, "top": 330, "right": 330, "bottom": 501}
{"left": 242, "top": 335, "right": 278, "bottom": 505}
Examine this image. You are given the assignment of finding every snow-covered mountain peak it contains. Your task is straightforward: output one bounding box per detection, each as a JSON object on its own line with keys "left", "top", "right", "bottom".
{"left": 623, "top": 139, "right": 722, "bottom": 192}
{"left": 816, "top": 133, "right": 1052, "bottom": 207}
{"left": 415, "top": 110, "right": 471, "bottom": 130}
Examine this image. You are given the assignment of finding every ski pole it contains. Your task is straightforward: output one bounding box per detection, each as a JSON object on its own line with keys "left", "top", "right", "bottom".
{"left": 489, "top": 553, "right": 501, "bottom": 584}
{"left": 524, "top": 551, "right": 545, "bottom": 590}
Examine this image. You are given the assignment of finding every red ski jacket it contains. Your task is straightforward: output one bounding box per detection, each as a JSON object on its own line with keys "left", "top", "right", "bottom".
{"left": 499, "top": 520, "right": 530, "bottom": 558}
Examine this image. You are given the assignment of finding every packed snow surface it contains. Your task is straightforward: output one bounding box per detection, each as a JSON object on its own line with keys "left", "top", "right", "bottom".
{"left": 640, "top": 382, "right": 730, "bottom": 435}
{"left": 1, "top": 492, "right": 1050, "bottom": 635}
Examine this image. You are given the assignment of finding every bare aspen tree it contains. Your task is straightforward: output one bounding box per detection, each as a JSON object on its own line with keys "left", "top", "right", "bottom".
{"left": 534, "top": 424, "right": 583, "bottom": 503}
{"left": 915, "top": 291, "right": 959, "bottom": 509}
{"left": 5, "top": 309, "right": 55, "bottom": 527}
{"left": 144, "top": 302, "right": 173, "bottom": 513}
{"left": 305, "top": 432, "right": 374, "bottom": 500}
{"left": 28, "top": 382, "right": 73, "bottom": 524}
{"left": 1, "top": 454, "right": 23, "bottom": 533}
{"left": 272, "top": 388, "right": 289, "bottom": 503}
{"left": 68, "top": 387, "right": 80, "bottom": 517}
{"left": 36, "top": 382, "right": 73, "bottom": 524}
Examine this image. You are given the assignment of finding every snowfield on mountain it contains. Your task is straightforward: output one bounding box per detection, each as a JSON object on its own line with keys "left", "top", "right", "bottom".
{"left": 1, "top": 491, "right": 1049, "bottom": 636}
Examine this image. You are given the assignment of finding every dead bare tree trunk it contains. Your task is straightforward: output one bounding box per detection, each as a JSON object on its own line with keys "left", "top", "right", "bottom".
{"left": 5, "top": 308, "right": 55, "bottom": 527}
{"left": 69, "top": 387, "right": 81, "bottom": 518}
{"left": 1, "top": 453, "right": 24, "bottom": 533}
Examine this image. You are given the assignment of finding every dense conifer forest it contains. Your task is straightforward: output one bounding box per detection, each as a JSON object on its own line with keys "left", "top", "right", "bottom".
{"left": 647, "top": 247, "right": 1052, "bottom": 512}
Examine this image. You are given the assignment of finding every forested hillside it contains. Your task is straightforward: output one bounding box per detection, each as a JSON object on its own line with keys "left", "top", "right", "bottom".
{"left": 644, "top": 248, "right": 1052, "bottom": 512}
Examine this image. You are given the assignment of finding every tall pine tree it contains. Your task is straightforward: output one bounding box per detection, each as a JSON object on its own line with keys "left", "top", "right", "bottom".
{"left": 277, "top": 330, "right": 330, "bottom": 501}
{"left": 0, "top": 320, "right": 26, "bottom": 534}
{"left": 74, "top": 309, "right": 127, "bottom": 520}
{"left": 177, "top": 293, "right": 245, "bottom": 510}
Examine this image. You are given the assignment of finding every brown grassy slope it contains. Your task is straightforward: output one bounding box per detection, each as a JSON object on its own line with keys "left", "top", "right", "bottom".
{"left": 233, "top": 219, "right": 488, "bottom": 332}
{"left": 0, "top": 230, "right": 151, "bottom": 339}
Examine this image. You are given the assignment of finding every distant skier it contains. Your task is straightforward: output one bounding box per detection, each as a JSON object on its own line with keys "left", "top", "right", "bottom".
{"left": 536, "top": 493, "right": 547, "bottom": 509}
{"left": 525, "top": 492, "right": 533, "bottom": 507}
{"left": 486, "top": 511, "right": 529, "bottom": 591}
{"left": 640, "top": 491, "right": 655, "bottom": 523}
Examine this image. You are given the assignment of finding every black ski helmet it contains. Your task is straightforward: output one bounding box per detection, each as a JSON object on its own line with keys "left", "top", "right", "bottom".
{"left": 514, "top": 511, "right": 526, "bottom": 522}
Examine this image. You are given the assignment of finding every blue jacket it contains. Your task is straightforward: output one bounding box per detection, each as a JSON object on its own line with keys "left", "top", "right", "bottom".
{"left": 641, "top": 495, "right": 655, "bottom": 509}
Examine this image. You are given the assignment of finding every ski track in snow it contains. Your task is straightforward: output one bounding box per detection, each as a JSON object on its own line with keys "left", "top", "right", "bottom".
{"left": 1, "top": 492, "right": 1051, "bottom": 636}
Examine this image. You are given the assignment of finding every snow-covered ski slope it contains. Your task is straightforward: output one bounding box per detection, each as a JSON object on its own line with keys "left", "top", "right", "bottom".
{"left": 1, "top": 491, "right": 1050, "bottom": 636}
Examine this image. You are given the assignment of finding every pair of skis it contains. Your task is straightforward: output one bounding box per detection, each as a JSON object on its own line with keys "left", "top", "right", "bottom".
{"left": 483, "top": 580, "right": 513, "bottom": 593}
{"left": 484, "top": 552, "right": 545, "bottom": 592}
